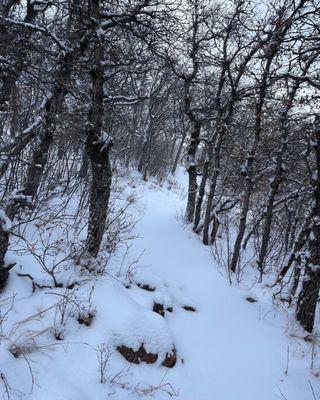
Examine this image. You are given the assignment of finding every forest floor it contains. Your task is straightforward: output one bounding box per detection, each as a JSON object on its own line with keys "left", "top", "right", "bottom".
{"left": 0, "top": 169, "right": 319, "bottom": 400}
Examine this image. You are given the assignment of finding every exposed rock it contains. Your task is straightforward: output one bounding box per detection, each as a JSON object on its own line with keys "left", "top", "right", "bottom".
{"left": 77, "top": 312, "right": 95, "bottom": 326}
{"left": 182, "top": 305, "right": 197, "bottom": 312}
{"left": 117, "top": 344, "right": 177, "bottom": 368}
{"left": 246, "top": 297, "right": 257, "bottom": 303}
{"left": 117, "top": 344, "right": 158, "bottom": 364}
{"left": 137, "top": 283, "right": 155, "bottom": 292}
{"left": 162, "top": 347, "right": 177, "bottom": 368}
{"left": 153, "top": 302, "right": 165, "bottom": 316}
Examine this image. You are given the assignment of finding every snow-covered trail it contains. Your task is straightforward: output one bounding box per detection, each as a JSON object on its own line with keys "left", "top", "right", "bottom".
{"left": 131, "top": 178, "right": 315, "bottom": 400}
{"left": 2, "top": 173, "right": 317, "bottom": 400}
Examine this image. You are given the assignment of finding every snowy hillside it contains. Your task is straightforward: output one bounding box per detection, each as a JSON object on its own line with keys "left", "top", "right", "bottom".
{"left": 0, "top": 170, "right": 318, "bottom": 400}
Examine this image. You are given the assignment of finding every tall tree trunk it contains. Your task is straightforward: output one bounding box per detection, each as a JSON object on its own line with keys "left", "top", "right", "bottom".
{"left": 230, "top": 52, "right": 275, "bottom": 273}
{"left": 6, "top": 57, "right": 72, "bottom": 219}
{"left": 295, "top": 215, "right": 320, "bottom": 332}
{"left": 210, "top": 214, "right": 220, "bottom": 243}
{"left": 171, "top": 130, "right": 186, "bottom": 175}
{"left": 229, "top": 2, "right": 301, "bottom": 273}
{"left": 296, "top": 116, "right": 320, "bottom": 333}
{"left": 138, "top": 135, "right": 147, "bottom": 173}
{"left": 193, "top": 154, "right": 210, "bottom": 231}
{"left": 289, "top": 254, "right": 304, "bottom": 300}
{"left": 229, "top": 166, "right": 255, "bottom": 273}
{"left": 86, "top": 0, "right": 112, "bottom": 257}
{"left": 0, "top": 6, "right": 89, "bottom": 284}
{"left": 138, "top": 125, "right": 151, "bottom": 179}
{"left": 257, "top": 140, "right": 285, "bottom": 280}
{"left": 138, "top": 104, "right": 151, "bottom": 176}
{"left": 202, "top": 132, "right": 223, "bottom": 244}
{"left": 258, "top": 74, "right": 307, "bottom": 280}
{"left": 0, "top": 215, "right": 10, "bottom": 288}
{"left": 22, "top": 130, "right": 53, "bottom": 199}
{"left": 79, "top": 147, "right": 89, "bottom": 179}
{"left": 185, "top": 119, "right": 201, "bottom": 223}
{"left": 277, "top": 210, "right": 313, "bottom": 281}
{"left": 0, "top": 0, "right": 39, "bottom": 108}
{"left": 21, "top": 51, "right": 74, "bottom": 199}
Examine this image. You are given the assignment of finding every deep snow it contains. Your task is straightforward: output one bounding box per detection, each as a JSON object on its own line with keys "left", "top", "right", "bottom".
{"left": 0, "top": 169, "right": 319, "bottom": 400}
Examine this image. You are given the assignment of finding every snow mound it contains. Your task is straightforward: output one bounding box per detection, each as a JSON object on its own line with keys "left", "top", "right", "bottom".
{"left": 129, "top": 270, "right": 197, "bottom": 313}
{"left": 95, "top": 281, "right": 176, "bottom": 365}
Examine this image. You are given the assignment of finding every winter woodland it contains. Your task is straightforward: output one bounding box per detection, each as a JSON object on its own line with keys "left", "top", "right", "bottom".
{"left": 0, "top": 0, "right": 320, "bottom": 399}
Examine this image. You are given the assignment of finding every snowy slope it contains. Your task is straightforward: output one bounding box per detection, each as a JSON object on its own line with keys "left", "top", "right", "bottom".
{"left": 0, "top": 169, "right": 319, "bottom": 400}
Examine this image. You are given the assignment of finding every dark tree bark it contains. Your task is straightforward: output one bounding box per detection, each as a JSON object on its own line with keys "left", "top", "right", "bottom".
{"left": 0, "top": 3, "right": 90, "bottom": 283}
{"left": 230, "top": 0, "right": 307, "bottom": 273}
{"left": 0, "top": 216, "right": 10, "bottom": 288}
{"left": 202, "top": 132, "right": 223, "bottom": 244}
{"left": 0, "top": 0, "right": 19, "bottom": 55}
{"left": 278, "top": 210, "right": 313, "bottom": 281}
{"left": 79, "top": 147, "right": 89, "bottom": 179}
{"left": 289, "top": 254, "right": 304, "bottom": 300}
{"left": 85, "top": 0, "right": 112, "bottom": 257}
{"left": 0, "top": 0, "right": 40, "bottom": 109}
{"left": 193, "top": 145, "right": 210, "bottom": 231}
{"left": 257, "top": 61, "right": 312, "bottom": 280}
{"left": 230, "top": 48, "right": 279, "bottom": 272}
{"left": 185, "top": 115, "right": 202, "bottom": 223}
{"left": 0, "top": 0, "right": 19, "bottom": 16}
{"left": 210, "top": 214, "right": 220, "bottom": 243}
{"left": 21, "top": 51, "right": 74, "bottom": 199}
{"left": 199, "top": 0, "right": 260, "bottom": 243}
{"left": 176, "top": 0, "right": 202, "bottom": 223}
{"left": 171, "top": 130, "right": 186, "bottom": 175}
{"left": 296, "top": 116, "right": 320, "bottom": 333}
{"left": 200, "top": 7, "right": 232, "bottom": 242}
{"left": 138, "top": 125, "right": 151, "bottom": 179}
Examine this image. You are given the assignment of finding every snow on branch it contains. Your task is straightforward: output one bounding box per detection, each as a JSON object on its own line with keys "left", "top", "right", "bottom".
{"left": 1, "top": 17, "right": 70, "bottom": 52}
